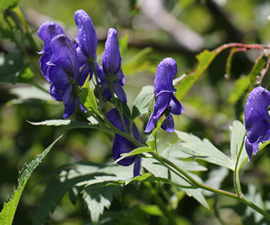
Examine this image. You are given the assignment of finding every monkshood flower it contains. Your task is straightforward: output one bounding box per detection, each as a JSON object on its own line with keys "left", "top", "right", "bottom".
{"left": 46, "top": 34, "right": 85, "bottom": 119}
{"left": 145, "top": 58, "right": 184, "bottom": 133}
{"left": 37, "top": 22, "right": 65, "bottom": 79}
{"left": 74, "top": 9, "right": 98, "bottom": 86}
{"left": 244, "top": 86, "right": 270, "bottom": 161}
{"left": 107, "top": 108, "right": 141, "bottom": 177}
{"left": 99, "top": 28, "right": 127, "bottom": 103}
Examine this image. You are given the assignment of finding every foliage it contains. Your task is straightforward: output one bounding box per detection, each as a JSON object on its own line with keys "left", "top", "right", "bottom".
{"left": 0, "top": 136, "right": 62, "bottom": 225}
{"left": 2, "top": 1, "right": 270, "bottom": 225}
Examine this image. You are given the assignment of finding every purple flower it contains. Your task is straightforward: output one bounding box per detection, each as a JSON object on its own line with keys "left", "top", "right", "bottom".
{"left": 74, "top": 10, "right": 98, "bottom": 86}
{"left": 99, "top": 28, "right": 127, "bottom": 103}
{"left": 37, "top": 22, "right": 65, "bottom": 79}
{"left": 244, "top": 87, "right": 270, "bottom": 160}
{"left": 107, "top": 108, "right": 141, "bottom": 177}
{"left": 145, "top": 58, "right": 184, "bottom": 133}
{"left": 46, "top": 34, "right": 85, "bottom": 119}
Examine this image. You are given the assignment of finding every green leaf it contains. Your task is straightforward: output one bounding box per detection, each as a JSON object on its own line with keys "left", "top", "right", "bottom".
{"left": 227, "top": 76, "right": 250, "bottom": 104}
{"left": 34, "top": 173, "right": 96, "bottom": 225}
{"left": 10, "top": 85, "right": 52, "bottom": 104}
{"left": 163, "top": 144, "right": 207, "bottom": 172}
{"left": 245, "top": 184, "right": 264, "bottom": 223}
{"left": 34, "top": 161, "right": 133, "bottom": 225}
{"left": 29, "top": 119, "right": 101, "bottom": 130}
{"left": 230, "top": 120, "right": 247, "bottom": 170}
{"left": 78, "top": 77, "right": 99, "bottom": 114}
{"left": 68, "top": 187, "right": 78, "bottom": 206}
{"left": 119, "top": 33, "right": 129, "bottom": 57}
{"left": 142, "top": 158, "right": 209, "bottom": 208}
{"left": 0, "top": 51, "right": 24, "bottom": 84}
{"left": 132, "top": 85, "right": 154, "bottom": 119}
{"left": 146, "top": 116, "right": 165, "bottom": 149}
{"left": 125, "top": 172, "right": 188, "bottom": 187}
{"left": 116, "top": 99, "right": 131, "bottom": 119}
{"left": 203, "top": 167, "right": 229, "bottom": 196}
{"left": 122, "top": 47, "right": 154, "bottom": 75}
{"left": 225, "top": 48, "right": 238, "bottom": 79}
{"left": 16, "top": 65, "right": 34, "bottom": 83}
{"left": 174, "top": 130, "right": 234, "bottom": 170}
{"left": 70, "top": 161, "right": 134, "bottom": 187}
{"left": 0, "top": 135, "right": 62, "bottom": 225}
{"left": 83, "top": 183, "right": 122, "bottom": 224}
{"left": 138, "top": 205, "right": 163, "bottom": 216}
{"left": 175, "top": 50, "right": 217, "bottom": 100}
{"left": 114, "top": 147, "right": 152, "bottom": 164}
{"left": 0, "top": 0, "right": 20, "bottom": 10}
{"left": 248, "top": 54, "right": 268, "bottom": 84}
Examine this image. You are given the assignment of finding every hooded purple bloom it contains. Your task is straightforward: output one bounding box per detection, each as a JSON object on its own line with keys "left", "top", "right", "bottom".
{"left": 145, "top": 58, "right": 184, "bottom": 133}
{"left": 74, "top": 10, "right": 98, "bottom": 86}
{"left": 46, "top": 34, "right": 85, "bottom": 119}
{"left": 107, "top": 108, "right": 141, "bottom": 177}
{"left": 37, "top": 22, "right": 65, "bottom": 79}
{"left": 244, "top": 87, "right": 270, "bottom": 161}
{"left": 99, "top": 28, "right": 127, "bottom": 103}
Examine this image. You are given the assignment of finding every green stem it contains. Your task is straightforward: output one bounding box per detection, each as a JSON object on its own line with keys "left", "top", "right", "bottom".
{"left": 239, "top": 195, "right": 270, "bottom": 220}
{"left": 144, "top": 182, "right": 178, "bottom": 225}
{"left": 150, "top": 152, "right": 195, "bottom": 186}
{"left": 108, "top": 82, "right": 129, "bottom": 134}
{"left": 151, "top": 153, "right": 270, "bottom": 220}
{"left": 8, "top": 7, "right": 41, "bottom": 52}
{"left": 103, "top": 116, "right": 143, "bottom": 147}
{"left": 129, "top": 119, "right": 134, "bottom": 137}
{"left": 30, "top": 81, "right": 49, "bottom": 94}
{"left": 90, "top": 61, "right": 100, "bottom": 93}
{"left": 234, "top": 135, "right": 245, "bottom": 196}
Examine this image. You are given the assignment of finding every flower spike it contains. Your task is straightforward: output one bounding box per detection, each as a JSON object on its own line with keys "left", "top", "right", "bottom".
{"left": 244, "top": 86, "right": 270, "bottom": 160}
{"left": 145, "top": 58, "right": 184, "bottom": 133}
{"left": 74, "top": 9, "right": 98, "bottom": 85}
{"left": 99, "top": 28, "right": 127, "bottom": 103}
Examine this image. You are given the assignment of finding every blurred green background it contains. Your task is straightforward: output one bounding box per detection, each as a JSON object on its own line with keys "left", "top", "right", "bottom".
{"left": 1, "top": 0, "right": 270, "bottom": 224}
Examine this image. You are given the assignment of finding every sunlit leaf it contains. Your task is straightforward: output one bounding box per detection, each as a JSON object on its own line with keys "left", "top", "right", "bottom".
{"left": 132, "top": 85, "right": 154, "bottom": 119}
{"left": 0, "top": 0, "right": 20, "bottom": 10}
{"left": 114, "top": 147, "right": 152, "bottom": 164}
{"left": 122, "top": 47, "right": 154, "bottom": 75}
{"left": 0, "top": 136, "right": 62, "bottom": 225}
{"left": 78, "top": 76, "right": 99, "bottom": 114}
{"left": 119, "top": 33, "right": 129, "bottom": 57}
{"left": 29, "top": 119, "right": 101, "bottom": 130}
{"left": 34, "top": 173, "right": 95, "bottom": 225}
{"left": 227, "top": 76, "right": 250, "bottom": 104}
{"left": 83, "top": 183, "right": 122, "bottom": 224}
{"left": 175, "top": 50, "right": 217, "bottom": 100}
{"left": 174, "top": 130, "right": 234, "bottom": 170}
{"left": 248, "top": 54, "right": 267, "bottom": 84}
{"left": 142, "top": 157, "right": 209, "bottom": 209}
{"left": 245, "top": 184, "right": 264, "bottom": 223}
{"left": 225, "top": 48, "right": 238, "bottom": 79}
{"left": 230, "top": 120, "right": 247, "bottom": 170}
{"left": 17, "top": 65, "right": 34, "bottom": 82}
{"left": 203, "top": 167, "right": 229, "bottom": 196}
{"left": 146, "top": 116, "right": 165, "bottom": 149}
{"left": 9, "top": 85, "right": 51, "bottom": 104}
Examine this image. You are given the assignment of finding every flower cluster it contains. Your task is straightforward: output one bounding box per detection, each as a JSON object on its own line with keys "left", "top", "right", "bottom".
{"left": 145, "top": 58, "right": 184, "bottom": 133}
{"left": 38, "top": 10, "right": 127, "bottom": 119}
{"left": 244, "top": 86, "right": 270, "bottom": 160}
{"left": 38, "top": 10, "right": 98, "bottom": 119}
{"left": 38, "top": 11, "right": 184, "bottom": 177}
